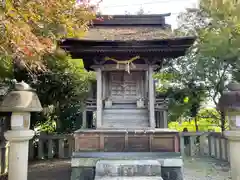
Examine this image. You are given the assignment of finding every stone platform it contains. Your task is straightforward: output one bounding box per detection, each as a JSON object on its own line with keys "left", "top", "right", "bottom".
{"left": 71, "top": 152, "right": 183, "bottom": 180}
{"left": 74, "top": 129, "right": 179, "bottom": 152}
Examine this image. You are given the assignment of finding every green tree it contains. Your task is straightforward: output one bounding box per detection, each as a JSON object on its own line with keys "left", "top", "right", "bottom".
{"left": 199, "top": 0, "right": 240, "bottom": 82}
{"left": 0, "top": 1, "right": 99, "bottom": 132}
{"left": 136, "top": 7, "right": 145, "bottom": 15}
{"left": 0, "top": 0, "right": 97, "bottom": 76}
{"left": 16, "top": 52, "right": 95, "bottom": 132}
{"left": 196, "top": 0, "right": 240, "bottom": 130}
{"left": 176, "top": 8, "right": 209, "bottom": 36}
{"left": 166, "top": 0, "right": 240, "bottom": 131}
{"left": 169, "top": 108, "right": 222, "bottom": 132}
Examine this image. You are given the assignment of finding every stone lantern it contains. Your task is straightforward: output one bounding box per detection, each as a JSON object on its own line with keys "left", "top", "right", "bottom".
{"left": 0, "top": 81, "right": 42, "bottom": 180}
{"left": 218, "top": 82, "right": 240, "bottom": 180}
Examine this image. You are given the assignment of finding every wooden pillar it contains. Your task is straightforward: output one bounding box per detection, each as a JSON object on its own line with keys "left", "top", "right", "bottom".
{"left": 155, "top": 111, "right": 160, "bottom": 128}
{"left": 87, "top": 111, "right": 93, "bottom": 128}
{"left": 102, "top": 71, "right": 106, "bottom": 100}
{"left": 155, "top": 111, "right": 158, "bottom": 128}
{"left": 82, "top": 110, "right": 87, "bottom": 128}
{"left": 96, "top": 68, "right": 102, "bottom": 128}
{"left": 148, "top": 65, "right": 155, "bottom": 128}
{"left": 145, "top": 70, "right": 148, "bottom": 98}
{"left": 163, "top": 110, "right": 168, "bottom": 128}
{"left": 158, "top": 111, "right": 161, "bottom": 128}
{"left": 159, "top": 110, "right": 168, "bottom": 128}
{"left": 159, "top": 111, "right": 164, "bottom": 128}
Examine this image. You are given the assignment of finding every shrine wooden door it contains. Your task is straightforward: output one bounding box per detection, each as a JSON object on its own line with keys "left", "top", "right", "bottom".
{"left": 109, "top": 71, "right": 143, "bottom": 102}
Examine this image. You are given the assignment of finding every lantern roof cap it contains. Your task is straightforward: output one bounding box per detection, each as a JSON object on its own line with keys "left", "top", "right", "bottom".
{"left": 218, "top": 82, "right": 240, "bottom": 111}
{"left": 0, "top": 81, "right": 42, "bottom": 112}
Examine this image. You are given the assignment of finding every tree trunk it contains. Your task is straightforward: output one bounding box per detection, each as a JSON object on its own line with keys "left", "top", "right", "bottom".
{"left": 194, "top": 116, "right": 199, "bottom": 131}
{"left": 55, "top": 102, "right": 62, "bottom": 132}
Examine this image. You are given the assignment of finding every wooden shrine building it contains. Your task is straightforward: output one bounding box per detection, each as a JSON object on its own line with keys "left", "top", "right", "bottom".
{"left": 59, "top": 14, "right": 195, "bottom": 152}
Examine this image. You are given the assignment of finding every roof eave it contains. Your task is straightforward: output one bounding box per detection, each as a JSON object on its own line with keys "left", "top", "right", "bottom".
{"left": 60, "top": 36, "right": 196, "bottom": 44}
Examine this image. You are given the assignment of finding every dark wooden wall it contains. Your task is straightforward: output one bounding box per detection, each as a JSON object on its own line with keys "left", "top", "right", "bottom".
{"left": 74, "top": 131, "right": 179, "bottom": 152}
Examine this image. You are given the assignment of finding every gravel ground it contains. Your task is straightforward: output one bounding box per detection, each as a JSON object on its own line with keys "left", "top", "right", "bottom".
{"left": 1, "top": 157, "right": 231, "bottom": 180}
{"left": 28, "top": 160, "right": 71, "bottom": 180}
{"left": 183, "top": 157, "right": 231, "bottom": 180}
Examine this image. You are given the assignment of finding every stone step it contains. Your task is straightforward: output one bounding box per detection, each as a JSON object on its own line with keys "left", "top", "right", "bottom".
{"left": 95, "top": 160, "right": 161, "bottom": 177}
{"left": 107, "top": 104, "right": 137, "bottom": 109}
{"left": 103, "top": 119, "right": 148, "bottom": 124}
{"left": 104, "top": 121, "right": 148, "bottom": 124}
{"left": 102, "top": 122, "right": 149, "bottom": 127}
{"left": 103, "top": 123, "right": 149, "bottom": 126}
{"left": 103, "top": 109, "right": 148, "bottom": 113}
{"left": 103, "top": 116, "right": 148, "bottom": 120}
{"left": 103, "top": 108, "right": 149, "bottom": 128}
{"left": 103, "top": 112, "right": 148, "bottom": 116}
{"left": 103, "top": 109, "right": 148, "bottom": 118}
{"left": 103, "top": 124, "right": 149, "bottom": 128}
{"left": 95, "top": 176, "right": 163, "bottom": 180}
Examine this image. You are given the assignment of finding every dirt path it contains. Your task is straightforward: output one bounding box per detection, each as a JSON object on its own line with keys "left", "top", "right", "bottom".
{"left": 28, "top": 160, "right": 71, "bottom": 180}
{"left": 183, "top": 157, "right": 230, "bottom": 180}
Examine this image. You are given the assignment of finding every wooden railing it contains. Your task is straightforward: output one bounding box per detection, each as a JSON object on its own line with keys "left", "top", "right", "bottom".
{"left": 155, "top": 98, "right": 168, "bottom": 110}
{"left": 85, "top": 98, "right": 96, "bottom": 110}
{"left": 86, "top": 98, "right": 169, "bottom": 110}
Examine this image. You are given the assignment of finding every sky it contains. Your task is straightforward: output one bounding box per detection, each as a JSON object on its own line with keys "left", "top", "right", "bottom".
{"left": 98, "top": 0, "right": 199, "bottom": 29}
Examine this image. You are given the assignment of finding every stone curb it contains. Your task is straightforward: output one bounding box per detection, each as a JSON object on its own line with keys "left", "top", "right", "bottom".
{"left": 71, "top": 158, "right": 183, "bottom": 168}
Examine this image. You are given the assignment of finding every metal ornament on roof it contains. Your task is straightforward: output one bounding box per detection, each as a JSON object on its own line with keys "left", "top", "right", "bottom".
{"left": 104, "top": 56, "right": 140, "bottom": 74}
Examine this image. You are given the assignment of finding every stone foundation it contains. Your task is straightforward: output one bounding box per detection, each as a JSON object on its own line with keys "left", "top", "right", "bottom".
{"left": 71, "top": 152, "right": 183, "bottom": 180}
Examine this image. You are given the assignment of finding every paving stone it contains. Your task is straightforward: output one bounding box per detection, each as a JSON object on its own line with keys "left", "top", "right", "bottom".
{"left": 71, "top": 167, "right": 95, "bottom": 180}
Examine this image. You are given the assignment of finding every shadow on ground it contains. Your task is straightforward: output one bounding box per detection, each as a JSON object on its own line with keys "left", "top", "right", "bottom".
{"left": 28, "top": 160, "right": 71, "bottom": 180}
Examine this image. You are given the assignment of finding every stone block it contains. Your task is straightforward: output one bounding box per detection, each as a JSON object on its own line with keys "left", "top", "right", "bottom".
{"left": 159, "top": 158, "right": 183, "bottom": 180}
{"left": 95, "top": 160, "right": 161, "bottom": 177}
{"left": 72, "top": 158, "right": 98, "bottom": 167}
{"left": 161, "top": 167, "right": 183, "bottom": 180}
{"left": 71, "top": 152, "right": 184, "bottom": 180}
{"left": 71, "top": 167, "right": 95, "bottom": 180}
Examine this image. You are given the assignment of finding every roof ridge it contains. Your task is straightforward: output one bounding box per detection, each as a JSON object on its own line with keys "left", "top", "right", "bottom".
{"left": 93, "top": 14, "right": 170, "bottom": 26}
